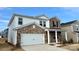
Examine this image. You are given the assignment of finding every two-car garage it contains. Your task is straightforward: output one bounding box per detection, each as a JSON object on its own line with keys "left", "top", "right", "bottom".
{"left": 16, "top": 23, "right": 45, "bottom": 46}
{"left": 21, "top": 34, "right": 45, "bottom": 46}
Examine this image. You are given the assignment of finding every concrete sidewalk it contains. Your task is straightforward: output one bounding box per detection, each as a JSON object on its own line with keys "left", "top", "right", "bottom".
{"left": 22, "top": 44, "right": 69, "bottom": 51}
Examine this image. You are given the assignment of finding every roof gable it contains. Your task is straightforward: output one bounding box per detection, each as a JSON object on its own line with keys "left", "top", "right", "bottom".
{"left": 35, "top": 15, "right": 48, "bottom": 19}
{"left": 50, "top": 17, "right": 60, "bottom": 21}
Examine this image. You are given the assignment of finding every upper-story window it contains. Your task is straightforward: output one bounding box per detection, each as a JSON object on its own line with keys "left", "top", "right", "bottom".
{"left": 18, "top": 17, "right": 23, "bottom": 25}
{"left": 50, "top": 21, "right": 60, "bottom": 28}
{"left": 77, "top": 28, "right": 78, "bottom": 30}
{"left": 56, "top": 21, "right": 59, "bottom": 27}
{"left": 43, "top": 21, "right": 46, "bottom": 27}
{"left": 40, "top": 21, "right": 42, "bottom": 26}
{"left": 76, "top": 24, "right": 78, "bottom": 26}
{"left": 53, "top": 21, "right": 56, "bottom": 27}
{"left": 40, "top": 21, "right": 46, "bottom": 27}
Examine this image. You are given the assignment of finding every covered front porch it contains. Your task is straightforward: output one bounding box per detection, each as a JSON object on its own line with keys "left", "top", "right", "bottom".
{"left": 45, "top": 29, "right": 67, "bottom": 45}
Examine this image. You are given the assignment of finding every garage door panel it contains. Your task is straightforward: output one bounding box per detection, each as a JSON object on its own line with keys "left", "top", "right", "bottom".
{"left": 21, "top": 34, "right": 44, "bottom": 45}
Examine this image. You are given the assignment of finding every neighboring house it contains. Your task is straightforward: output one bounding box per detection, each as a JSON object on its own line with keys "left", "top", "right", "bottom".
{"left": 0, "top": 32, "right": 1, "bottom": 38}
{"left": 61, "top": 20, "right": 79, "bottom": 43}
{"left": 8, "top": 14, "right": 64, "bottom": 47}
{"left": 1, "top": 28, "right": 8, "bottom": 39}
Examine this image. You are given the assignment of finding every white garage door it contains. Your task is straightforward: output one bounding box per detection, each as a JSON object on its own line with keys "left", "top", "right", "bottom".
{"left": 21, "top": 34, "right": 44, "bottom": 45}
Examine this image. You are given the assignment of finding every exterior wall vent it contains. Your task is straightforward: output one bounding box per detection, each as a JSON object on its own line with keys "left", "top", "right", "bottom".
{"left": 33, "top": 25, "right": 35, "bottom": 28}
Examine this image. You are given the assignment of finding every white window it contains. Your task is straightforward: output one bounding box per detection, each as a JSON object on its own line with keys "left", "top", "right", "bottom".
{"left": 39, "top": 21, "right": 46, "bottom": 27}
{"left": 18, "top": 17, "right": 23, "bottom": 25}
{"left": 76, "top": 24, "right": 78, "bottom": 26}
{"left": 40, "top": 21, "right": 42, "bottom": 26}
{"left": 43, "top": 21, "right": 46, "bottom": 27}
{"left": 75, "top": 24, "right": 79, "bottom": 31}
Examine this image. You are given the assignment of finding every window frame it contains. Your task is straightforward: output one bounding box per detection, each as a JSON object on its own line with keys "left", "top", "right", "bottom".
{"left": 18, "top": 17, "right": 23, "bottom": 25}
{"left": 53, "top": 21, "right": 56, "bottom": 27}
{"left": 56, "top": 21, "right": 59, "bottom": 27}
{"left": 40, "top": 21, "right": 42, "bottom": 26}
{"left": 43, "top": 21, "right": 46, "bottom": 27}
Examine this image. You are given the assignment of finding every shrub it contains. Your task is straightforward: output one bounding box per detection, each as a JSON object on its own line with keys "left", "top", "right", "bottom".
{"left": 61, "top": 39, "right": 67, "bottom": 44}
{"left": 67, "top": 38, "right": 73, "bottom": 44}
{"left": 77, "top": 48, "right": 79, "bottom": 51}
{"left": 11, "top": 47, "right": 16, "bottom": 51}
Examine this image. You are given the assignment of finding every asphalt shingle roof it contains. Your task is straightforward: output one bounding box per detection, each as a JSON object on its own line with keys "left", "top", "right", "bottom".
{"left": 61, "top": 20, "right": 77, "bottom": 26}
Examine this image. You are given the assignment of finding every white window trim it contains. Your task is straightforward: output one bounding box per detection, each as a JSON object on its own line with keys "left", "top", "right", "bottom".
{"left": 18, "top": 17, "right": 23, "bottom": 25}
{"left": 39, "top": 20, "right": 46, "bottom": 27}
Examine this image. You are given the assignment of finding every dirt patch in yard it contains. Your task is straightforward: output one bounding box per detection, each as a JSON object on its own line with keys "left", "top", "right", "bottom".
{"left": 0, "top": 38, "right": 24, "bottom": 51}
{"left": 60, "top": 44, "right": 79, "bottom": 51}
{"left": 0, "top": 43, "right": 24, "bottom": 51}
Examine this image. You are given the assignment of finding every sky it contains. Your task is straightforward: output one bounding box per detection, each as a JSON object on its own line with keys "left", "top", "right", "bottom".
{"left": 0, "top": 7, "right": 79, "bottom": 31}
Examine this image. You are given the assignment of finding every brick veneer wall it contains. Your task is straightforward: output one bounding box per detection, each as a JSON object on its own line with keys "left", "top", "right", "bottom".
{"left": 16, "top": 24, "right": 45, "bottom": 47}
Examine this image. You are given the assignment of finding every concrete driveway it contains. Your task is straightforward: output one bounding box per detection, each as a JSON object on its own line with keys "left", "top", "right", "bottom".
{"left": 22, "top": 44, "right": 68, "bottom": 51}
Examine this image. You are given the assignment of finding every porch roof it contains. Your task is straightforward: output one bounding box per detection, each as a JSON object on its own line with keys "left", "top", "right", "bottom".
{"left": 45, "top": 29, "right": 61, "bottom": 31}
{"left": 45, "top": 29, "right": 66, "bottom": 32}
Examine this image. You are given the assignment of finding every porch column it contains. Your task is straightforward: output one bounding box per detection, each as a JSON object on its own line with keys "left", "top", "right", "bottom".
{"left": 55, "top": 30, "right": 58, "bottom": 43}
{"left": 47, "top": 30, "right": 50, "bottom": 44}
{"left": 76, "top": 33, "right": 79, "bottom": 43}
{"left": 65, "top": 32, "right": 68, "bottom": 41}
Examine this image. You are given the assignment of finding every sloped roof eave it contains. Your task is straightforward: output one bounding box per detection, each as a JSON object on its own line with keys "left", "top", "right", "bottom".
{"left": 13, "top": 22, "right": 46, "bottom": 30}
{"left": 61, "top": 20, "right": 77, "bottom": 26}
{"left": 8, "top": 14, "right": 49, "bottom": 26}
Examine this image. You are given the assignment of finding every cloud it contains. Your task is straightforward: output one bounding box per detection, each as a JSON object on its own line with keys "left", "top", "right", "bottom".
{"left": 0, "top": 7, "right": 12, "bottom": 10}
{"left": 62, "top": 7, "right": 79, "bottom": 13}
{"left": 61, "top": 7, "right": 79, "bottom": 17}
{"left": 0, "top": 19, "right": 9, "bottom": 23}
{"left": 0, "top": 12, "right": 10, "bottom": 32}
{"left": 0, "top": 19, "right": 9, "bottom": 32}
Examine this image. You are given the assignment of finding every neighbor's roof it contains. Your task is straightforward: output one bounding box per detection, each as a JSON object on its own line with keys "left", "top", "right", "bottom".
{"left": 61, "top": 20, "right": 77, "bottom": 26}
{"left": 8, "top": 14, "right": 49, "bottom": 26}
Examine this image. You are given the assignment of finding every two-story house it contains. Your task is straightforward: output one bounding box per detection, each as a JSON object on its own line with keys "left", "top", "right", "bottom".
{"left": 61, "top": 20, "right": 79, "bottom": 43}
{"left": 8, "top": 14, "right": 63, "bottom": 47}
